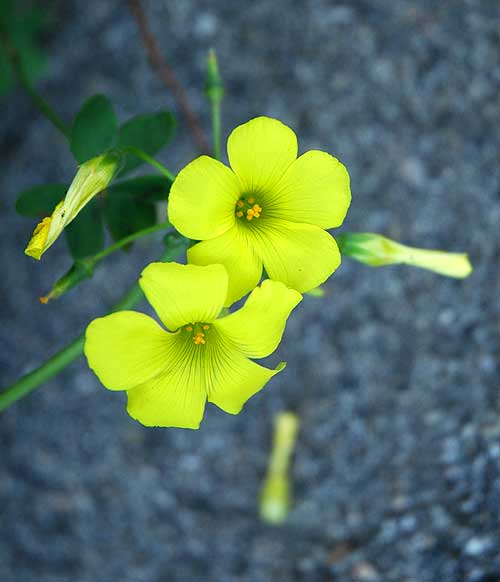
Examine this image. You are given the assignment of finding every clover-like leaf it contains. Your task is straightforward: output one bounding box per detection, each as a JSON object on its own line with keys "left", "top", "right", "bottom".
{"left": 71, "top": 95, "right": 118, "bottom": 163}
{"left": 117, "top": 111, "right": 176, "bottom": 174}
{"left": 104, "top": 193, "right": 156, "bottom": 249}
{"left": 107, "top": 175, "right": 172, "bottom": 203}
{"left": 65, "top": 200, "right": 105, "bottom": 260}
{"left": 16, "top": 183, "right": 67, "bottom": 217}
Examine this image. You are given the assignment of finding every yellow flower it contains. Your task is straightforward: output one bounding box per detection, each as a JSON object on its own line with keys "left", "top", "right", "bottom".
{"left": 25, "top": 152, "right": 120, "bottom": 260}
{"left": 84, "top": 262, "right": 302, "bottom": 428}
{"left": 168, "top": 116, "right": 351, "bottom": 305}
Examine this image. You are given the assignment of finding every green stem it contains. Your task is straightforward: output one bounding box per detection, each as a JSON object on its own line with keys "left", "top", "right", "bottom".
{"left": 211, "top": 99, "right": 221, "bottom": 161}
{"left": 0, "top": 248, "right": 172, "bottom": 412}
{"left": 91, "top": 221, "right": 171, "bottom": 264}
{"left": 0, "top": 26, "right": 71, "bottom": 139}
{"left": 0, "top": 336, "right": 85, "bottom": 411}
{"left": 122, "top": 146, "right": 175, "bottom": 181}
{"left": 204, "top": 49, "right": 223, "bottom": 160}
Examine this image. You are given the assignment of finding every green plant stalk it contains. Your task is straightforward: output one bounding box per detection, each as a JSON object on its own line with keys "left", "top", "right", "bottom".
{"left": 122, "top": 146, "right": 175, "bottom": 181}
{"left": 91, "top": 221, "right": 171, "bottom": 263}
{"left": 205, "top": 49, "right": 224, "bottom": 160}
{"left": 0, "top": 246, "right": 175, "bottom": 412}
{"left": 41, "top": 222, "right": 173, "bottom": 303}
{"left": 211, "top": 100, "right": 222, "bottom": 161}
{"left": 0, "top": 26, "right": 71, "bottom": 139}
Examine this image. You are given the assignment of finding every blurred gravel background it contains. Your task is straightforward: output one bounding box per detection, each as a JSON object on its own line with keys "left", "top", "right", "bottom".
{"left": 1, "top": 1, "right": 500, "bottom": 581}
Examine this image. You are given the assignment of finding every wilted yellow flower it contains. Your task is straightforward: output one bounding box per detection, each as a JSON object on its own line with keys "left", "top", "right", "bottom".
{"left": 25, "top": 152, "right": 120, "bottom": 260}
{"left": 168, "top": 116, "right": 351, "bottom": 305}
{"left": 85, "top": 262, "right": 301, "bottom": 428}
{"left": 259, "top": 411, "right": 299, "bottom": 525}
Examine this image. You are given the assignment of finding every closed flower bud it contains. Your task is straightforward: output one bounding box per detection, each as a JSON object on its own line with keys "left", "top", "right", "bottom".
{"left": 25, "top": 152, "right": 121, "bottom": 260}
{"left": 260, "top": 411, "right": 299, "bottom": 525}
{"left": 337, "top": 232, "right": 472, "bottom": 279}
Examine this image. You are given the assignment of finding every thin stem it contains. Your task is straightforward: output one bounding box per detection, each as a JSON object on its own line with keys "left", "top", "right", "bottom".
{"left": 91, "top": 222, "right": 171, "bottom": 263}
{"left": 42, "top": 222, "right": 174, "bottom": 303}
{"left": 122, "top": 146, "right": 175, "bottom": 181}
{"left": 205, "top": 49, "right": 224, "bottom": 160}
{"left": 126, "top": 0, "right": 210, "bottom": 153}
{"left": 211, "top": 100, "right": 222, "bottom": 161}
{"left": 0, "top": 336, "right": 85, "bottom": 411}
{"left": 0, "top": 248, "right": 172, "bottom": 412}
{"left": 0, "top": 26, "right": 71, "bottom": 139}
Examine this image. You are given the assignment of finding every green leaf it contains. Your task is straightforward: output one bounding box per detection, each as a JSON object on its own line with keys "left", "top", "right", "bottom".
{"left": 107, "top": 175, "right": 172, "bottom": 202}
{"left": 71, "top": 95, "right": 118, "bottom": 163}
{"left": 117, "top": 111, "right": 176, "bottom": 174}
{"left": 65, "top": 200, "right": 105, "bottom": 260}
{"left": 104, "top": 194, "right": 156, "bottom": 248}
{"left": 15, "top": 183, "right": 67, "bottom": 217}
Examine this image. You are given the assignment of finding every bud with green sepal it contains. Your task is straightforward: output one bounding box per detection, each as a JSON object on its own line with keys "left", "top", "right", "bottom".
{"left": 25, "top": 152, "right": 121, "bottom": 260}
{"left": 337, "top": 232, "right": 472, "bottom": 279}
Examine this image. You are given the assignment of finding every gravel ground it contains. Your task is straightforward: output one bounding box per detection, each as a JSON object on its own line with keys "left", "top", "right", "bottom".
{"left": 1, "top": 1, "right": 500, "bottom": 581}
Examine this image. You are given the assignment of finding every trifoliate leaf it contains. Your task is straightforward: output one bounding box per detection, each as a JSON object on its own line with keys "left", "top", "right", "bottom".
{"left": 64, "top": 200, "right": 105, "bottom": 259}
{"left": 117, "top": 111, "right": 176, "bottom": 174}
{"left": 71, "top": 94, "right": 118, "bottom": 163}
{"left": 15, "top": 183, "right": 67, "bottom": 217}
{"left": 104, "top": 194, "right": 156, "bottom": 249}
{"left": 107, "top": 175, "right": 172, "bottom": 203}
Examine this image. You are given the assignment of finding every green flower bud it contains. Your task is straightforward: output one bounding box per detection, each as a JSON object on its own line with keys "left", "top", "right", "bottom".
{"left": 39, "top": 259, "right": 95, "bottom": 304}
{"left": 337, "top": 232, "right": 472, "bottom": 279}
{"left": 204, "top": 48, "right": 224, "bottom": 104}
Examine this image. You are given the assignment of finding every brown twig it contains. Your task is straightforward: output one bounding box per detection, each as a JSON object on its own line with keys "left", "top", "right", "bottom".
{"left": 126, "top": 0, "right": 210, "bottom": 153}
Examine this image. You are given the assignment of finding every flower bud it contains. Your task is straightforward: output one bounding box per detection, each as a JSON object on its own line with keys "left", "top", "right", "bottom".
{"left": 260, "top": 411, "right": 299, "bottom": 525}
{"left": 39, "top": 259, "right": 95, "bottom": 304}
{"left": 337, "top": 232, "right": 472, "bottom": 279}
{"left": 25, "top": 152, "right": 121, "bottom": 260}
{"left": 204, "top": 49, "right": 224, "bottom": 104}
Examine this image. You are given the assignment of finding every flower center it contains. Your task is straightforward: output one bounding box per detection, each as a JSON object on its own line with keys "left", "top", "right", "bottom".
{"left": 184, "top": 322, "right": 210, "bottom": 345}
{"left": 235, "top": 195, "right": 262, "bottom": 221}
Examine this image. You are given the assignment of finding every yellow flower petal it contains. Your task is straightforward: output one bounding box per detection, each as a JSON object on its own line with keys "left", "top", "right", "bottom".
{"left": 216, "top": 280, "right": 302, "bottom": 358}
{"left": 253, "top": 219, "right": 341, "bottom": 292}
{"left": 24, "top": 212, "right": 57, "bottom": 260}
{"left": 187, "top": 226, "right": 262, "bottom": 306}
{"left": 127, "top": 339, "right": 206, "bottom": 428}
{"left": 168, "top": 155, "right": 241, "bottom": 240}
{"left": 139, "top": 262, "right": 228, "bottom": 331}
{"left": 206, "top": 338, "right": 285, "bottom": 414}
{"left": 85, "top": 311, "right": 171, "bottom": 391}
{"left": 267, "top": 150, "right": 351, "bottom": 229}
{"left": 227, "top": 117, "right": 298, "bottom": 194}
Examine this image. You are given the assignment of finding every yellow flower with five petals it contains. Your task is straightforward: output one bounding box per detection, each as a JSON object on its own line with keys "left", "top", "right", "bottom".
{"left": 84, "top": 262, "right": 301, "bottom": 428}
{"left": 168, "top": 116, "right": 351, "bottom": 305}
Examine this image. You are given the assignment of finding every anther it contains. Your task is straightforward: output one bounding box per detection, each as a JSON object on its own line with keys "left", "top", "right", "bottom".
{"left": 193, "top": 332, "right": 206, "bottom": 345}
{"left": 236, "top": 210, "right": 243, "bottom": 218}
